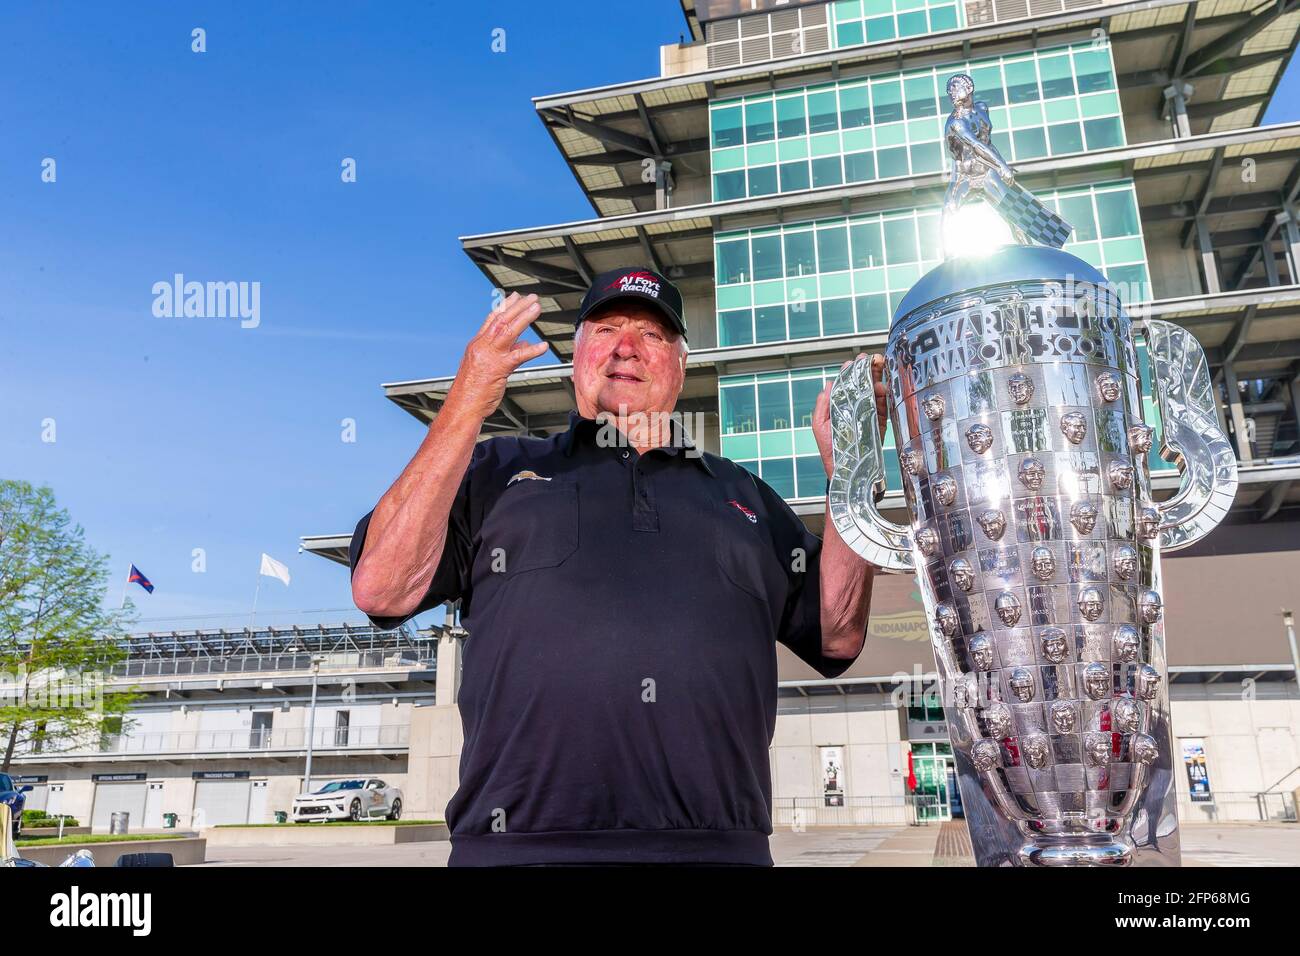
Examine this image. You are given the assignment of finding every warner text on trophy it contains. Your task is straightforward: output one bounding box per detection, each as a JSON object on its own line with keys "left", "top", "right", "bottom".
{"left": 828, "top": 74, "right": 1239, "bottom": 866}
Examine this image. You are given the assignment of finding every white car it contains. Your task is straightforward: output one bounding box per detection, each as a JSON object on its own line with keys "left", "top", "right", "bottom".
{"left": 291, "top": 778, "right": 403, "bottom": 823}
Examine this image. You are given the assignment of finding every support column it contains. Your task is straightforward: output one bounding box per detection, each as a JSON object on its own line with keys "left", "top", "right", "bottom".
{"left": 1223, "top": 364, "right": 1254, "bottom": 463}
{"left": 1163, "top": 83, "right": 1194, "bottom": 138}
{"left": 1276, "top": 207, "right": 1300, "bottom": 282}
{"left": 655, "top": 160, "right": 674, "bottom": 210}
{"left": 1195, "top": 216, "right": 1221, "bottom": 294}
{"left": 1263, "top": 237, "right": 1282, "bottom": 287}
{"left": 436, "top": 603, "right": 463, "bottom": 706}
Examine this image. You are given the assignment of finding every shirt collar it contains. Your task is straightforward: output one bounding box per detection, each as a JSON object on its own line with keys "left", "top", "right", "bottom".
{"left": 561, "top": 410, "right": 715, "bottom": 477}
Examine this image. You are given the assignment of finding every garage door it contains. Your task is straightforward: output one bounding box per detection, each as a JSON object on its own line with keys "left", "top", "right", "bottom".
{"left": 92, "top": 783, "right": 148, "bottom": 832}
{"left": 193, "top": 780, "right": 252, "bottom": 826}
{"left": 22, "top": 785, "right": 48, "bottom": 814}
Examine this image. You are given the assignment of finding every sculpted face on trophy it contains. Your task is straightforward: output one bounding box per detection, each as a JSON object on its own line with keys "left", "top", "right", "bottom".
{"left": 1018, "top": 457, "right": 1046, "bottom": 491}
{"left": 824, "top": 71, "right": 1240, "bottom": 867}
{"left": 1060, "top": 412, "right": 1088, "bottom": 445}
{"left": 1030, "top": 546, "right": 1056, "bottom": 581}
{"left": 1007, "top": 372, "right": 1034, "bottom": 406}
{"left": 950, "top": 558, "right": 975, "bottom": 592}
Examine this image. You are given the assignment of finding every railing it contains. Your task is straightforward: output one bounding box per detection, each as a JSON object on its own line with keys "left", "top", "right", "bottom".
{"left": 13, "top": 723, "right": 410, "bottom": 759}
{"left": 772, "top": 795, "right": 940, "bottom": 828}
{"left": 1177, "top": 790, "right": 1298, "bottom": 823}
{"left": 109, "top": 650, "right": 434, "bottom": 678}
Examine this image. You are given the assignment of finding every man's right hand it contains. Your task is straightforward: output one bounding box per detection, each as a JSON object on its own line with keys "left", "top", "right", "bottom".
{"left": 444, "top": 292, "right": 550, "bottom": 421}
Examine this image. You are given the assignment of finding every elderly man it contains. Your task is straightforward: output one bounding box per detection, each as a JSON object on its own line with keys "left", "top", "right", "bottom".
{"left": 349, "top": 267, "right": 884, "bottom": 866}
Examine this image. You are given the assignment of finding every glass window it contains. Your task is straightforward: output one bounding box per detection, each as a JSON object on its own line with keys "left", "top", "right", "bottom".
{"left": 714, "top": 170, "right": 746, "bottom": 201}
{"left": 884, "top": 217, "right": 918, "bottom": 264}
{"left": 856, "top": 293, "right": 890, "bottom": 331}
{"left": 969, "top": 64, "right": 1004, "bottom": 108}
{"left": 840, "top": 86, "right": 870, "bottom": 128}
{"left": 811, "top": 156, "right": 843, "bottom": 188}
{"left": 712, "top": 106, "right": 744, "bottom": 148}
{"left": 745, "top": 100, "right": 775, "bottom": 143}
{"left": 1039, "top": 55, "right": 1074, "bottom": 99}
{"left": 788, "top": 301, "right": 820, "bottom": 339}
{"left": 836, "top": 20, "right": 864, "bottom": 47}
{"left": 851, "top": 220, "right": 885, "bottom": 268}
{"left": 784, "top": 231, "right": 816, "bottom": 276}
{"left": 751, "top": 235, "right": 784, "bottom": 281}
{"left": 808, "top": 91, "right": 839, "bottom": 134}
{"left": 720, "top": 384, "right": 757, "bottom": 433}
{"left": 916, "top": 213, "right": 940, "bottom": 255}
{"left": 756, "top": 305, "right": 788, "bottom": 343}
{"left": 1004, "top": 60, "right": 1039, "bottom": 104}
{"left": 1073, "top": 49, "right": 1115, "bottom": 94}
{"left": 716, "top": 239, "right": 750, "bottom": 285}
{"left": 910, "top": 142, "right": 942, "bottom": 173}
{"left": 1058, "top": 195, "right": 1097, "bottom": 242}
{"left": 719, "top": 309, "right": 753, "bottom": 347}
{"left": 929, "top": 5, "right": 958, "bottom": 31}
{"left": 844, "top": 151, "right": 875, "bottom": 182}
{"left": 1048, "top": 122, "right": 1084, "bottom": 155}
{"left": 777, "top": 97, "right": 807, "bottom": 138}
{"left": 1012, "top": 127, "right": 1047, "bottom": 160}
{"left": 748, "top": 166, "right": 779, "bottom": 196}
{"left": 866, "top": 16, "right": 896, "bottom": 42}
{"left": 780, "top": 160, "right": 811, "bottom": 192}
{"left": 762, "top": 458, "right": 796, "bottom": 499}
{"left": 817, "top": 226, "right": 851, "bottom": 273}
{"left": 872, "top": 80, "right": 903, "bottom": 124}
{"left": 758, "top": 381, "right": 793, "bottom": 430}
{"left": 1096, "top": 189, "right": 1139, "bottom": 239}
{"left": 1083, "top": 116, "right": 1123, "bottom": 150}
{"left": 904, "top": 74, "right": 938, "bottom": 119}
{"left": 877, "top": 146, "right": 908, "bottom": 178}
{"left": 822, "top": 298, "right": 855, "bottom": 335}
{"left": 897, "top": 10, "right": 927, "bottom": 36}
{"left": 795, "top": 456, "right": 825, "bottom": 497}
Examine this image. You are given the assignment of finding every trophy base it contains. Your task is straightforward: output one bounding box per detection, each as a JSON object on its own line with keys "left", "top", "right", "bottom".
{"left": 1018, "top": 837, "right": 1133, "bottom": 867}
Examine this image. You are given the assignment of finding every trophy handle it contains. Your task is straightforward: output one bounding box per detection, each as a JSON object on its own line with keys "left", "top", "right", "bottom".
{"left": 1141, "top": 319, "right": 1239, "bottom": 551}
{"left": 827, "top": 355, "right": 915, "bottom": 572}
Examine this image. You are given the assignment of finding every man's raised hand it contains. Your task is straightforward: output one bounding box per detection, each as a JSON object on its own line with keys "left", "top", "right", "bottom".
{"left": 445, "top": 293, "right": 551, "bottom": 421}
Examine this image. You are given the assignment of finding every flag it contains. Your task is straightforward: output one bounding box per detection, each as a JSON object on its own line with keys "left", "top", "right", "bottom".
{"left": 128, "top": 564, "right": 154, "bottom": 594}
{"left": 906, "top": 750, "right": 916, "bottom": 793}
{"left": 259, "top": 553, "right": 291, "bottom": 586}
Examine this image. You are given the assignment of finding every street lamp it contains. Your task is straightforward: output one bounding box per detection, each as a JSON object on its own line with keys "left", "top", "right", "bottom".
{"left": 302, "top": 656, "right": 326, "bottom": 796}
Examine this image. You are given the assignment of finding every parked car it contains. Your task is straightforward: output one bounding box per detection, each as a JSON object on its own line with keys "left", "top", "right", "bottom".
{"left": 0, "top": 774, "right": 33, "bottom": 839}
{"left": 290, "top": 779, "right": 402, "bottom": 823}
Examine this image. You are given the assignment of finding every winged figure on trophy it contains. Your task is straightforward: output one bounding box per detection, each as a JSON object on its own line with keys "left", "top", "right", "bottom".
{"left": 940, "top": 73, "right": 1073, "bottom": 255}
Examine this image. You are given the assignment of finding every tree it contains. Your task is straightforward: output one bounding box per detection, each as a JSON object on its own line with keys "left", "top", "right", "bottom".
{"left": 0, "top": 480, "right": 137, "bottom": 772}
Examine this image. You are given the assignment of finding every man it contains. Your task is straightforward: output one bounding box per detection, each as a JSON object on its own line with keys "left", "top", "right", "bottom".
{"left": 349, "top": 267, "right": 885, "bottom": 865}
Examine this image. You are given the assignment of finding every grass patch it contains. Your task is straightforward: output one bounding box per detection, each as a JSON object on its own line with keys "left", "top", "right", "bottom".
{"left": 16, "top": 833, "right": 193, "bottom": 847}
{"left": 213, "top": 819, "right": 443, "bottom": 828}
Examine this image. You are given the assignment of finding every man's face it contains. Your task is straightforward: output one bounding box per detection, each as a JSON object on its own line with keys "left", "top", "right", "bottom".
{"left": 572, "top": 303, "right": 686, "bottom": 420}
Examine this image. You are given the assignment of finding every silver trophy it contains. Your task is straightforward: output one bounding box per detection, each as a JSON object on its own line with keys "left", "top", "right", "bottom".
{"left": 829, "top": 76, "right": 1238, "bottom": 866}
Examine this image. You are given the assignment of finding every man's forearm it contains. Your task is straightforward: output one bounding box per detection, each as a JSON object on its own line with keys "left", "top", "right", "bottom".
{"left": 351, "top": 401, "right": 484, "bottom": 618}
{"left": 819, "top": 503, "right": 875, "bottom": 659}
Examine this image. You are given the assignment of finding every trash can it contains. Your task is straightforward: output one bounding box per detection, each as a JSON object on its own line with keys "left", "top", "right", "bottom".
{"left": 162, "top": 813, "right": 178, "bottom": 829}
{"left": 274, "top": 811, "right": 288, "bottom": 824}
{"left": 109, "top": 811, "right": 130, "bottom": 835}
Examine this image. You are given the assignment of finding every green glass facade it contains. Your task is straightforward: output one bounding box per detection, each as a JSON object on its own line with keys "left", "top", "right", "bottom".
{"left": 713, "top": 180, "right": 1151, "bottom": 349}
{"left": 828, "top": 0, "right": 963, "bottom": 48}
{"left": 710, "top": 41, "right": 1123, "bottom": 202}
{"left": 718, "top": 364, "right": 902, "bottom": 500}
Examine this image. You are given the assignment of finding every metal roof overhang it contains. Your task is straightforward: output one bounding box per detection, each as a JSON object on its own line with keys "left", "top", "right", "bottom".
{"left": 462, "top": 120, "right": 1300, "bottom": 359}
{"left": 536, "top": 0, "right": 1300, "bottom": 217}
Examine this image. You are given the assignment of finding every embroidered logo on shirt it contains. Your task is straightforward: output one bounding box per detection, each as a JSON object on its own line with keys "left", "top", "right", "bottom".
{"left": 507, "top": 470, "right": 552, "bottom": 486}
{"left": 727, "top": 499, "right": 758, "bottom": 524}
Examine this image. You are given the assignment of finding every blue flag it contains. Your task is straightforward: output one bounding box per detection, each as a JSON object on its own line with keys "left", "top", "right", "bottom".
{"left": 128, "top": 565, "right": 154, "bottom": 594}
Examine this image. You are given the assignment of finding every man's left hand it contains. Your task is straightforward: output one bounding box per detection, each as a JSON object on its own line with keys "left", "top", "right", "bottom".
{"left": 812, "top": 354, "right": 888, "bottom": 478}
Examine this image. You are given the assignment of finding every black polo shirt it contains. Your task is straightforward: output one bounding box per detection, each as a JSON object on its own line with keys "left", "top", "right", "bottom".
{"left": 349, "top": 411, "right": 860, "bottom": 865}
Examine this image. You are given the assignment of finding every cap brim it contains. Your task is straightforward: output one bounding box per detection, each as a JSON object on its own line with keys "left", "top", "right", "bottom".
{"left": 578, "top": 292, "right": 687, "bottom": 338}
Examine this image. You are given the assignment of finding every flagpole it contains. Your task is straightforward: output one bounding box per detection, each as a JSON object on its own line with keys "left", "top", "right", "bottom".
{"left": 250, "top": 570, "right": 263, "bottom": 631}
{"left": 120, "top": 562, "right": 131, "bottom": 609}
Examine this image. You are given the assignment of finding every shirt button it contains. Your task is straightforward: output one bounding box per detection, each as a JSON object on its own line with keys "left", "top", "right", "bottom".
{"left": 621, "top": 450, "right": 629, "bottom": 460}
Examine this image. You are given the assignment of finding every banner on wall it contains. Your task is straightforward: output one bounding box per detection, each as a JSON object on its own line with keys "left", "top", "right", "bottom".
{"left": 1181, "top": 738, "right": 1213, "bottom": 803}
{"left": 820, "top": 746, "right": 845, "bottom": 807}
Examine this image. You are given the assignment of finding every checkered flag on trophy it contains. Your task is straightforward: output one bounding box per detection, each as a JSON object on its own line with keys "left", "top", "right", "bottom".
{"left": 984, "top": 174, "right": 1073, "bottom": 249}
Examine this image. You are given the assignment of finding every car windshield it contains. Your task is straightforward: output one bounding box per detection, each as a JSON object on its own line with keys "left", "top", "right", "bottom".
{"left": 316, "top": 780, "right": 363, "bottom": 793}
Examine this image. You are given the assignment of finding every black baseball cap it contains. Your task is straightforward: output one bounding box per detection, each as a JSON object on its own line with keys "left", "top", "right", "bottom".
{"left": 576, "top": 267, "right": 687, "bottom": 340}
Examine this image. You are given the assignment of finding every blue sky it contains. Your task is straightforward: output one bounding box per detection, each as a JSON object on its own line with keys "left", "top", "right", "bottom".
{"left": 0, "top": 1, "right": 690, "bottom": 631}
{"left": 4, "top": 2, "right": 1300, "bottom": 632}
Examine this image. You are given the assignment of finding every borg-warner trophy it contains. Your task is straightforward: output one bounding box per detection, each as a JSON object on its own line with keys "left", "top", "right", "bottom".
{"left": 829, "top": 74, "right": 1238, "bottom": 866}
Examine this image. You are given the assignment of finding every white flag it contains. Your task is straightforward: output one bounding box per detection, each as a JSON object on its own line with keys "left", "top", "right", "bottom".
{"left": 259, "top": 553, "right": 291, "bottom": 586}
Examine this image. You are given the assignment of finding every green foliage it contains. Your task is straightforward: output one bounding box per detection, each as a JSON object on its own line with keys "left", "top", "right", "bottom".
{"left": 0, "top": 480, "right": 139, "bottom": 771}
